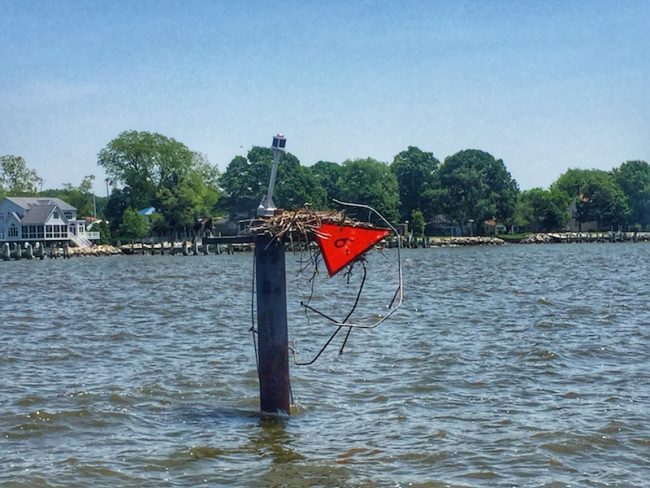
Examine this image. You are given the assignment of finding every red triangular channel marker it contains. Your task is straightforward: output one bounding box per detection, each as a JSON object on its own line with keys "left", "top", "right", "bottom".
{"left": 316, "top": 223, "right": 391, "bottom": 277}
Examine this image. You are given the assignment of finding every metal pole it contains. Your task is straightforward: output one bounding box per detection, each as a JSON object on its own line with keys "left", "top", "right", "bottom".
{"left": 257, "top": 133, "right": 286, "bottom": 217}
{"left": 255, "top": 234, "right": 290, "bottom": 415}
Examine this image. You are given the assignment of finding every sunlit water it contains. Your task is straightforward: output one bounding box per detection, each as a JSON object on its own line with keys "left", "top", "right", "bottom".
{"left": 1, "top": 243, "right": 649, "bottom": 487}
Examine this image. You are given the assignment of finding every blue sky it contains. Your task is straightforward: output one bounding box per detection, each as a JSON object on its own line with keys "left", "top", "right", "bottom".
{"left": 1, "top": 0, "right": 649, "bottom": 195}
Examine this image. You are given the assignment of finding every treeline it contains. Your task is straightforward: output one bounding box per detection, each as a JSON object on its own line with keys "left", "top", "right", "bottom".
{"left": 2, "top": 131, "right": 649, "bottom": 243}
{"left": 219, "top": 144, "right": 650, "bottom": 234}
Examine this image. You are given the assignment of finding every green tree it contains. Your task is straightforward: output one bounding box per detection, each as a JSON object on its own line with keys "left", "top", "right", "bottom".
{"left": 580, "top": 177, "right": 630, "bottom": 229}
{"left": 435, "top": 150, "right": 519, "bottom": 232}
{"left": 552, "top": 168, "right": 593, "bottom": 197}
{"left": 517, "top": 188, "right": 570, "bottom": 232}
{"left": 104, "top": 187, "right": 133, "bottom": 237}
{"left": 118, "top": 208, "right": 149, "bottom": 242}
{"left": 391, "top": 146, "right": 439, "bottom": 221}
{"left": 220, "top": 147, "right": 326, "bottom": 216}
{"left": 308, "top": 161, "right": 342, "bottom": 205}
{"left": 94, "top": 220, "right": 112, "bottom": 245}
{"left": 337, "top": 158, "right": 400, "bottom": 224}
{"left": 41, "top": 175, "right": 97, "bottom": 217}
{"left": 0, "top": 155, "right": 43, "bottom": 196}
{"left": 410, "top": 209, "right": 425, "bottom": 237}
{"left": 97, "top": 131, "right": 221, "bottom": 236}
{"left": 552, "top": 168, "right": 629, "bottom": 229}
{"left": 219, "top": 154, "right": 268, "bottom": 216}
{"left": 612, "top": 160, "right": 650, "bottom": 230}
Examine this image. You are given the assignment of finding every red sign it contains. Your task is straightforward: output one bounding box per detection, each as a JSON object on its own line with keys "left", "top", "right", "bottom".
{"left": 316, "top": 223, "right": 391, "bottom": 276}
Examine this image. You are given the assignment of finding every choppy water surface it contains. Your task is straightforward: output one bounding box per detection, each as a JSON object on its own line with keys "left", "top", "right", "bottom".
{"left": 1, "top": 243, "right": 649, "bottom": 487}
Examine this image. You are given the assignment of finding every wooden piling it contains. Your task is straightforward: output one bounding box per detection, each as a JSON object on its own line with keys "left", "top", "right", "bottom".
{"left": 255, "top": 234, "right": 291, "bottom": 415}
{"left": 1, "top": 242, "right": 10, "bottom": 261}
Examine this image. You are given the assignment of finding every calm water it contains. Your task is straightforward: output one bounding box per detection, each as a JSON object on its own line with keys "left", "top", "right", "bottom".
{"left": 1, "top": 244, "right": 649, "bottom": 487}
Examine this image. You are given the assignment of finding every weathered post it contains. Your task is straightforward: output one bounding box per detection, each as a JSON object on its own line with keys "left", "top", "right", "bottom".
{"left": 255, "top": 133, "right": 290, "bottom": 415}
{"left": 201, "top": 133, "right": 291, "bottom": 415}
{"left": 1, "top": 242, "right": 10, "bottom": 261}
{"left": 255, "top": 234, "right": 290, "bottom": 414}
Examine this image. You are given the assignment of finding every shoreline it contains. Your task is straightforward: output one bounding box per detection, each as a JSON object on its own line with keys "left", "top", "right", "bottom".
{"left": 396, "top": 231, "right": 650, "bottom": 248}
{"left": 2, "top": 232, "right": 649, "bottom": 261}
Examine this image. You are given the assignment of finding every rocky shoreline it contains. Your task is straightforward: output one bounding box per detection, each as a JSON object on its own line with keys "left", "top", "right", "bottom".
{"left": 66, "top": 232, "right": 650, "bottom": 255}
{"left": 398, "top": 231, "right": 650, "bottom": 248}
{"left": 67, "top": 245, "right": 122, "bottom": 257}
{"left": 518, "top": 231, "right": 650, "bottom": 244}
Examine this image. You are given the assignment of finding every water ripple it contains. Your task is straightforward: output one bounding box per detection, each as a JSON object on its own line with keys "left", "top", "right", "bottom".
{"left": 1, "top": 246, "right": 649, "bottom": 486}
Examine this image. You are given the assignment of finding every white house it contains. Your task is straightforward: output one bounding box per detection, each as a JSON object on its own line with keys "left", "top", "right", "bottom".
{"left": 0, "top": 196, "right": 100, "bottom": 247}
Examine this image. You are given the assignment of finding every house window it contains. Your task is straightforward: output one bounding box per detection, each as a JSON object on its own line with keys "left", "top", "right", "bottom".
{"left": 9, "top": 224, "right": 18, "bottom": 237}
{"left": 0, "top": 212, "right": 4, "bottom": 221}
{"left": 29, "top": 225, "right": 37, "bottom": 239}
{"left": 46, "top": 225, "right": 53, "bottom": 239}
{"left": 0, "top": 231, "right": 4, "bottom": 239}
{"left": 64, "top": 211, "right": 73, "bottom": 220}
{"left": 53, "top": 210, "right": 59, "bottom": 219}
{"left": 37, "top": 226, "right": 44, "bottom": 239}
{"left": 22, "top": 227, "right": 28, "bottom": 239}
{"left": 51, "top": 225, "right": 68, "bottom": 239}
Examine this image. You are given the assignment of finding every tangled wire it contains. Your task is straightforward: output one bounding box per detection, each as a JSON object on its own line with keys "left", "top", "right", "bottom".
{"left": 246, "top": 203, "right": 403, "bottom": 369}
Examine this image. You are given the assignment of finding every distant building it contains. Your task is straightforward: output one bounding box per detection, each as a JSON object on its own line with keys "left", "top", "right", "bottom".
{"left": 137, "top": 207, "right": 157, "bottom": 217}
{"left": 0, "top": 196, "right": 100, "bottom": 247}
{"left": 483, "top": 218, "right": 507, "bottom": 235}
{"left": 567, "top": 197, "right": 599, "bottom": 232}
{"left": 426, "top": 214, "right": 463, "bottom": 236}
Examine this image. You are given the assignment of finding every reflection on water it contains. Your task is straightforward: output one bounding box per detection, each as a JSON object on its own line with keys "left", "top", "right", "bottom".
{"left": 1, "top": 244, "right": 650, "bottom": 486}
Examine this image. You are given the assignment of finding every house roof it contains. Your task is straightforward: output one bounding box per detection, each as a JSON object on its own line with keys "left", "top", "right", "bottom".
{"left": 20, "top": 205, "right": 56, "bottom": 224}
{"left": 138, "top": 207, "right": 156, "bottom": 216}
{"left": 5, "top": 196, "right": 76, "bottom": 212}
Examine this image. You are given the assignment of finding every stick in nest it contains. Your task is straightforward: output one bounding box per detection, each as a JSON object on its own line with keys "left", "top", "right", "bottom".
{"left": 243, "top": 209, "right": 376, "bottom": 243}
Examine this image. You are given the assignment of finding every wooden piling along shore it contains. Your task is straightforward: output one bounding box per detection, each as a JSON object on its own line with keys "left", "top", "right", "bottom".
{"left": 1, "top": 242, "right": 122, "bottom": 261}
{"left": 2, "top": 231, "right": 649, "bottom": 262}
{"left": 119, "top": 240, "right": 251, "bottom": 255}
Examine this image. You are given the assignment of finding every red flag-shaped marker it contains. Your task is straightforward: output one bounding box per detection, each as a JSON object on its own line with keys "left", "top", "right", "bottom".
{"left": 316, "top": 223, "right": 391, "bottom": 277}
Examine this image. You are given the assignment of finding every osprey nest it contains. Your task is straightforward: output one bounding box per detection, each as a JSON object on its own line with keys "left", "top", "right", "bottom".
{"left": 244, "top": 209, "right": 378, "bottom": 243}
